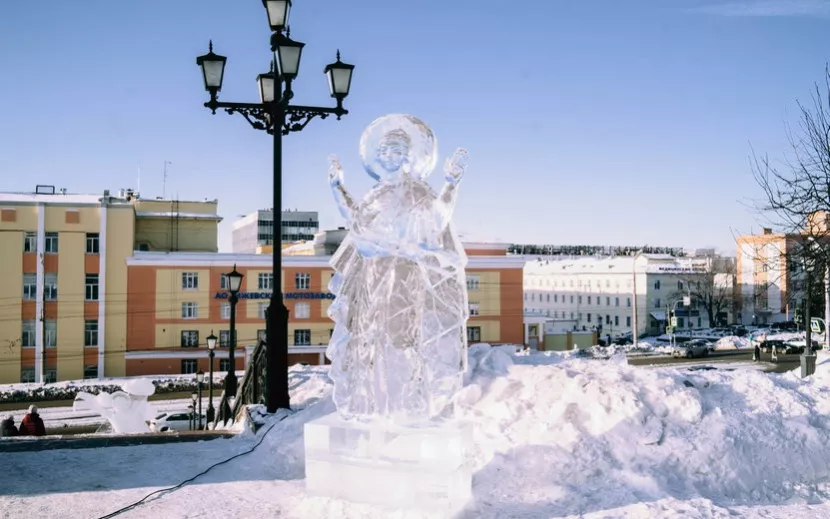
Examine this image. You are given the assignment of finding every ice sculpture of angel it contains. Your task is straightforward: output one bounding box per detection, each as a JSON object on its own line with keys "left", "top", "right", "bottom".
{"left": 326, "top": 113, "right": 470, "bottom": 425}
{"left": 73, "top": 378, "right": 156, "bottom": 434}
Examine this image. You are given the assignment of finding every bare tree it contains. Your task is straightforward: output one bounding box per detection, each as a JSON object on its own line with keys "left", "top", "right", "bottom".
{"left": 673, "top": 256, "right": 736, "bottom": 327}
{"left": 752, "top": 66, "right": 830, "bottom": 341}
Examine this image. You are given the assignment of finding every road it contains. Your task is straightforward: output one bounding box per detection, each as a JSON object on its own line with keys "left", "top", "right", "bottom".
{"left": 627, "top": 349, "right": 800, "bottom": 373}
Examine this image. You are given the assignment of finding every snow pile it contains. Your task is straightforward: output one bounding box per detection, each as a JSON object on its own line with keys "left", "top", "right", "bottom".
{"left": 7, "top": 348, "right": 830, "bottom": 518}
{"left": 714, "top": 335, "right": 752, "bottom": 350}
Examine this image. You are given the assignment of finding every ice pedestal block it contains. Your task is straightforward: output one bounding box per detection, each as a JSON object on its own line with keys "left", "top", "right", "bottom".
{"left": 304, "top": 412, "right": 473, "bottom": 512}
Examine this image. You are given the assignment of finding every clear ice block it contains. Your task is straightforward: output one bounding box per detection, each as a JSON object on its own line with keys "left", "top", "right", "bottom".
{"left": 304, "top": 412, "right": 473, "bottom": 513}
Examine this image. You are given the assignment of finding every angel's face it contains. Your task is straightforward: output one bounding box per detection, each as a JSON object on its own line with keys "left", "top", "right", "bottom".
{"left": 374, "top": 130, "right": 411, "bottom": 178}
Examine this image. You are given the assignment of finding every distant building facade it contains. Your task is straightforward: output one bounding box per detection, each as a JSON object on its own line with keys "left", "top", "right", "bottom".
{"left": 523, "top": 253, "right": 718, "bottom": 337}
{"left": 232, "top": 209, "right": 319, "bottom": 253}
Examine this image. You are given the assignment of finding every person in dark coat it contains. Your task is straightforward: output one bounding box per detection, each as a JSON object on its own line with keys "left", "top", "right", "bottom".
{"left": 1, "top": 415, "right": 18, "bottom": 437}
{"left": 18, "top": 405, "right": 46, "bottom": 437}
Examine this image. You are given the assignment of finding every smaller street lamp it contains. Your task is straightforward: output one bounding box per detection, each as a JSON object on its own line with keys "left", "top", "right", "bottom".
{"left": 206, "top": 331, "right": 217, "bottom": 426}
{"left": 189, "top": 393, "right": 197, "bottom": 431}
{"left": 195, "top": 371, "right": 205, "bottom": 430}
{"left": 225, "top": 265, "right": 244, "bottom": 399}
{"left": 196, "top": 41, "right": 227, "bottom": 98}
{"left": 263, "top": 0, "right": 291, "bottom": 33}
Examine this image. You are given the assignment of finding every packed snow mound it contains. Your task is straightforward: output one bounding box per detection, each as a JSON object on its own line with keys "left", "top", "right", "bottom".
{"left": 714, "top": 335, "right": 752, "bottom": 350}
{"left": 256, "top": 348, "right": 830, "bottom": 517}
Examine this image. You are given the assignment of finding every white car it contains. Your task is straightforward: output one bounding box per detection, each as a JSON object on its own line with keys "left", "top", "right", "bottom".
{"left": 671, "top": 339, "right": 711, "bottom": 359}
{"left": 150, "top": 411, "right": 204, "bottom": 432}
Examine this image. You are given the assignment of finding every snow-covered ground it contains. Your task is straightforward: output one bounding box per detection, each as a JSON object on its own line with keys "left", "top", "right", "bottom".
{"left": 6, "top": 345, "right": 830, "bottom": 518}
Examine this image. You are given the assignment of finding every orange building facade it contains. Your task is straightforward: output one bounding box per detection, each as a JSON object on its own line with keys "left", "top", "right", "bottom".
{"left": 124, "top": 243, "right": 525, "bottom": 376}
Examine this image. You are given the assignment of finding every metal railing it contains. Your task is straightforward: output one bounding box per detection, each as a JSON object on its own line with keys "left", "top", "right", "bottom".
{"left": 214, "top": 339, "right": 267, "bottom": 428}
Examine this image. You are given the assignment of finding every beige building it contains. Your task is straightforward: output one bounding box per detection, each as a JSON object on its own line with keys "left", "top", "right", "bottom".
{"left": 0, "top": 185, "right": 221, "bottom": 384}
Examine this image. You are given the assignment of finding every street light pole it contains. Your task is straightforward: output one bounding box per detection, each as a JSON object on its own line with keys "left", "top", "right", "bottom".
{"left": 206, "top": 331, "right": 217, "bottom": 426}
{"left": 197, "top": 0, "right": 354, "bottom": 414}
{"left": 196, "top": 370, "right": 205, "bottom": 430}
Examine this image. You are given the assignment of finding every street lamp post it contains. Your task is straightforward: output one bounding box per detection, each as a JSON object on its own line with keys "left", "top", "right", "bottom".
{"left": 189, "top": 394, "right": 197, "bottom": 431}
{"left": 197, "top": 1, "right": 354, "bottom": 413}
{"left": 206, "top": 331, "right": 217, "bottom": 426}
{"left": 195, "top": 371, "right": 205, "bottom": 430}
{"left": 224, "top": 266, "right": 244, "bottom": 397}
{"left": 802, "top": 241, "right": 817, "bottom": 378}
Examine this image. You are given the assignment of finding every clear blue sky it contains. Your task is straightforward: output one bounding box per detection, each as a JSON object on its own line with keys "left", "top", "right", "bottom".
{"left": 1, "top": 0, "right": 829, "bottom": 254}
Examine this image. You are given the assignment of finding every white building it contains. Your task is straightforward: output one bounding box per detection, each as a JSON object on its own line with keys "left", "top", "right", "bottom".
{"left": 232, "top": 209, "right": 319, "bottom": 253}
{"left": 523, "top": 254, "right": 713, "bottom": 337}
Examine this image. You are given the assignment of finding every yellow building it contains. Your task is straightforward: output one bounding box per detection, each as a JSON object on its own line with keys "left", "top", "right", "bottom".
{"left": 0, "top": 186, "right": 221, "bottom": 384}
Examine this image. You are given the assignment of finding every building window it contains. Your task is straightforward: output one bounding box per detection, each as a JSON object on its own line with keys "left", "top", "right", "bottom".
{"left": 181, "top": 330, "right": 199, "bottom": 348}
{"left": 21, "top": 321, "right": 35, "bottom": 347}
{"left": 466, "top": 275, "right": 480, "bottom": 291}
{"left": 294, "top": 329, "right": 311, "bottom": 345}
{"left": 627, "top": 297, "right": 631, "bottom": 308}
{"left": 45, "top": 320, "right": 57, "bottom": 348}
{"left": 258, "top": 273, "right": 273, "bottom": 290}
{"left": 615, "top": 297, "right": 619, "bottom": 307}
{"left": 219, "top": 330, "right": 231, "bottom": 347}
{"left": 295, "top": 302, "right": 310, "bottom": 319}
{"left": 578, "top": 296, "right": 583, "bottom": 304}
{"left": 597, "top": 314, "right": 602, "bottom": 326}
{"left": 181, "top": 359, "right": 197, "bottom": 374}
{"left": 85, "top": 274, "right": 99, "bottom": 301}
{"left": 220, "top": 274, "right": 229, "bottom": 290}
{"left": 587, "top": 314, "right": 592, "bottom": 323}
{"left": 606, "top": 297, "right": 610, "bottom": 306}
{"left": 469, "top": 302, "right": 480, "bottom": 316}
{"left": 45, "top": 369, "right": 56, "bottom": 384}
{"left": 531, "top": 293, "right": 535, "bottom": 302}
{"left": 654, "top": 280, "right": 661, "bottom": 290}
{"left": 588, "top": 296, "right": 592, "bottom": 305}
{"left": 86, "top": 233, "right": 100, "bottom": 254}
{"left": 698, "top": 317, "right": 702, "bottom": 327}
{"left": 20, "top": 368, "right": 35, "bottom": 383}
{"left": 22, "top": 274, "right": 36, "bottom": 300}
{"left": 615, "top": 315, "right": 620, "bottom": 326}
{"left": 295, "top": 273, "right": 311, "bottom": 290}
{"left": 578, "top": 313, "right": 582, "bottom": 321}
{"left": 219, "top": 359, "right": 231, "bottom": 372}
{"left": 84, "top": 320, "right": 98, "bottom": 347}
{"left": 255, "top": 302, "right": 267, "bottom": 319}
{"left": 23, "top": 232, "right": 37, "bottom": 253}
{"left": 546, "top": 294, "right": 550, "bottom": 302}
{"left": 182, "top": 272, "right": 199, "bottom": 290}
{"left": 627, "top": 316, "right": 631, "bottom": 327}
{"left": 655, "top": 298, "right": 661, "bottom": 308}
{"left": 220, "top": 303, "right": 231, "bottom": 320}
{"left": 467, "top": 326, "right": 482, "bottom": 342}
{"left": 678, "top": 281, "right": 684, "bottom": 290}
{"left": 554, "top": 294, "right": 558, "bottom": 303}
{"left": 181, "top": 302, "right": 198, "bottom": 319}
{"left": 570, "top": 295, "right": 574, "bottom": 304}
{"left": 678, "top": 317, "right": 685, "bottom": 328}
{"left": 44, "top": 273, "right": 58, "bottom": 300}
{"left": 84, "top": 365, "right": 97, "bottom": 379}
{"left": 257, "top": 329, "right": 267, "bottom": 344}
{"left": 570, "top": 312, "right": 574, "bottom": 319}
{"left": 45, "top": 232, "right": 58, "bottom": 253}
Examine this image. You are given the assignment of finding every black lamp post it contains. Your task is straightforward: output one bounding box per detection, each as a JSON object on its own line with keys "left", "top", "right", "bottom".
{"left": 189, "top": 394, "right": 197, "bottom": 431}
{"left": 225, "top": 265, "right": 244, "bottom": 397}
{"left": 206, "top": 331, "right": 217, "bottom": 425}
{"left": 197, "top": 0, "right": 354, "bottom": 413}
{"left": 195, "top": 371, "right": 205, "bottom": 430}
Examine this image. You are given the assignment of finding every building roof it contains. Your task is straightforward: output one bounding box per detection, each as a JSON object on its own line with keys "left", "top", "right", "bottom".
{"left": 523, "top": 254, "right": 709, "bottom": 275}
{"left": 135, "top": 211, "right": 222, "bottom": 221}
{"left": 125, "top": 250, "right": 526, "bottom": 269}
{"left": 0, "top": 192, "right": 103, "bottom": 205}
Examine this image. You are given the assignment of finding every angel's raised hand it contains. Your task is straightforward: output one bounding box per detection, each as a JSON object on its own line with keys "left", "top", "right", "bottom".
{"left": 328, "top": 154, "right": 344, "bottom": 187}
{"left": 444, "top": 148, "right": 469, "bottom": 185}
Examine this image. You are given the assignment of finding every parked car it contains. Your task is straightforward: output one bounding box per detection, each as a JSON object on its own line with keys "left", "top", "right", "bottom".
{"left": 672, "top": 339, "right": 711, "bottom": 359}
{"left": 760, "top": 339, "right": 788, "bottom": 354}
{"left": 150, "top": 411, "right": 203, "bottom": 433}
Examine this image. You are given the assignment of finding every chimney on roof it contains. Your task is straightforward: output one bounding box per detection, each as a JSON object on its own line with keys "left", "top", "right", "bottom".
{"left": 763, "top": 228, "right": 773, "bottom": 235}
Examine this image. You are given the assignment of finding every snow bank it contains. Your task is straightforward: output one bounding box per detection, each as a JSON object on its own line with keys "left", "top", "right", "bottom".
{"left": 714, "top": 335, "right": 752, "bottom": 350}
{"left": 7, "top": 349, "right": 830, "bottom": 518}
